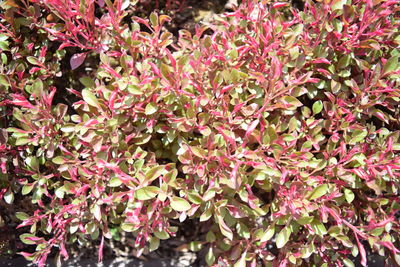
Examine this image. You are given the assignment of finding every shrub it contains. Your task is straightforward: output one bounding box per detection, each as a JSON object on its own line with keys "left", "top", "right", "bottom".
{"left": 1, "top": 0, "right": 400, "bottom": 266}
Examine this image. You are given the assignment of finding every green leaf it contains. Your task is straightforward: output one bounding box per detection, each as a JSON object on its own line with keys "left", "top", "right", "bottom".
{"left": 150, "top": 12, "right": 158, "bottom": 27}
{"left": 189, "top": 241, "right": 203, "bottom": 252}
{"left": 145, "top": 165, "right": 165, "bottom": 183}
{"left": 15, "top": 137, "right": 30, "bottom": 146}
{"left": 308, "top": 184, "right": 329, "bottom": 200}
{"left": 206, "top": 231, "right": 216, "bottom": 242}
{"left": 276, "top": 226, "right": 292, "bottom": 249}
{"left": 20, "top": 234, "right": 39, "bottom": 245}
{"left": 0, "top": 74, "right": 10, "bottom": 87}
{"left": 188, "top": 191, "right": 203, "bottom": 204}
{"left": 283, "top": 96, "right": 303, "bottom": 109}
{"left": 170, "top": 197, "right": 191, "bottom": 212}
{"left": 154, "top": 230, "right": 170, "bottom": 240}
{"left": 200, "top": 208, "right": 212, "bottom": 222}
{"left": 311, "top": 219, "right": 328, "bottom": 236}
{"left": 109, "top": 176, "right": 123, "bottom": 187}
{"left": 32, "top": 79, "right": 43, "bottom": 96}
{"left": 237, "top": 222, "right": 250, "bottom": 239}
{"left": 337, "top": 54, "right": 351, "bottom": 69}
{"left": 344, "top": 188, "right": 355, "bottom": 203}
{"left": 145, "top": 102, "right": 158, "bottom": 115}
{"left": 234, "top": 253, "right": 247, "bottom": 267}
{"left": 52, "top": 156, "right": 66, "bottom": 165}
{"left": 349, "top": 129, "right": 367, "bottom": 144}
{"left": 121, "top": 223, "right": 135, "bottom": 232}
{"left": 0, "top": 41, "right": 9, "bottom": 51}
{"left": 297, "top": 216, "right": 314, "bottom": 225}
{"left": 206, "top": 247, "right": 215, "bottom": 266}
{"left": 149, "top": 236, "right": 160, "bottom": 251}
{"left": 260, "top": 226, "right": 275, "bottom": 242}
{"left": 26, "top": 56, "right": 41, "bottom": 65}
{"left": 25, "top": 156, "right": 39, "bottom": 170}
{"left": 135, "top": 186, "right": 159, "bottom": 200}
{"left": 15, "top": 212, "right": 29, "bottom": 221}
{"left": 82, "top": 89, "right": 100, "bottom": 108}
{"left": 55, "top": 187, "right": 65, "bottom": 199}
{"left": 383, "top": 56, "right": 399, "bottom": 75}
{"left": 331, "top": 0, "right": 347, "bottom": 11}
{"left": 92, "top": 204, "right": 102, "bottom": 221}
{"left": 79, "top": 76, "right": 96, "bottom": 88}
{"left": 343, "top": 258, "right": 355, "bottom": 267}
{"left": 312, "top": 100, "right": 323, "bottom": 114}
{"left": 127, "top": 85, "right": 142, "bottom": 95}
{"left": 60, "top": 124, "right": 75, "bottom": 133}
{"left": 4, "top": 190, "right": 13, "bottom": 204}
{"left": 22, "top": 183, "right": 34, "bottom": 195}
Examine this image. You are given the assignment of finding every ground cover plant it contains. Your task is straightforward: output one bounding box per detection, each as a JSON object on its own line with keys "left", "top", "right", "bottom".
{"left": 0, "top": 0, "right": 400, "bottom": 266}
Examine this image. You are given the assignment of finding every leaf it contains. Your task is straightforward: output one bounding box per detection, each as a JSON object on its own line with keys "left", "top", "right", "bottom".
{"left": 135, "top": 186, "right": 159, "bottom": 200}
{"left": 260, "top": 226, "right": 275, "bottom": 242}
{"left": 0, "top": 74, "right": 9, "bottom": 87}
{"left": 55, "top": 187, "right": 65, "bottom": 199}
{"left": 150, "top": 12, "right": 158, "bottom": 27}
{"left": 149, "top": 236, "right": 160, "bottom": 251}
{"left": 82, "top": 89, "right": 100, "bottom": 108}
{"left": 121, "top": 223, "right": 135, "bottom": 232}
{"left": 70, "top": 53, "right": 86, "bottom": 70}
{"left": 344, "top": 188, "right": 355, "bottom": 203}
{"left": 170, "top": 197, "right": 191, "bottom": 212}
{"left": 311, "top": 219, "right": 328, "bottom": 236}
{"left": 154, "top": 230, "right": 170, "bottom": 240}
{"left": 15, "top": 212, "right": 29, "bottom": 221}
{"left": 109, "top": 176, "right": 122, "bottom": 187}
{"left": 188, "top": 191, "right": 203, "bottom": 204}
{"left": 189, "top": 241, "right": 203, "bottom": 252}
{"left": 206, "top": 247, "right": 215, "bottom": 266}
{"left": 20, "top": 234, "right": 41, "bottom": 245}
{"left": 52, "top": 156, "right": 66, "bottom": 165}
{"left": 236, "top": 222, "right": 250, "bottom": 239}
{"left": 22, "top": 183, "right": 34, "bottom": 195}
{"left": 15, "top": 137, "right": 30, "bottom": 146}
{"left": 297, "top": 216, "right": 314, "bottom": 225}
{"left": 234, "top": 253, "right": 247, "bottom": 267}
{"left": 93, "top": 204, "right": 102, "bottom": 221}
{"left": 144, "top": 165, "right": 165, "bottom": 183}
{"left": 337, "top": 54, "right": 351, "bottom": 69}
{"left": 349, "top": 129, "right": 367, "bottom": 144}
{"left": 26, "top": 56, "right": 41, "bottom": 65}
{"left": 343, "top": 258, "right": 355, "bottom": 267}
{"left": 383, "top": 56, "right": 399, "bottom": 75}
{"left": 145, "top": 102, "right": 158, "bottom": 115}
{"left": 331, "top": 0, "right": 347, "bottom": 11}
{"left": 217, "top": 214, "right": 233, "bottom": 240}
{"left": 312, "top": 100, "right": 323, "bottom": 114}
{"left": 276, "top": 226, "right": 292, "bottom": 248}
{"left": 206, "top": 231, "right": 216, "bottom": 242}
{"left": 4, "top": 189, "right": 14, "bottom": 204}
{"left": 60, "top": 124, "right": 75, "bottom": 133}
{"left": 308, "top": 184, "right": 329, "bottom": 200}
{"left": 283, "top": 96, "right": 303, "bottom": 109}
{"left": 25, "top": 156, "right": 39, "bottom": 170}
{"left": 79, "top": 76, "right": 96, "bottom": 88}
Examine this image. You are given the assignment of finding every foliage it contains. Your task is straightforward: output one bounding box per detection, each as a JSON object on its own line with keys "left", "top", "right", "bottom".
{"left": 1, "top": 0, "right": 400, "bottom": 266}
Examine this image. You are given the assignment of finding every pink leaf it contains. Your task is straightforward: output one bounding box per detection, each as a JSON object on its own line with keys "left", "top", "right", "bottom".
{"left": 272, "top": 2, "right": 288, "bottom": 8}
{"left": 245, "top": 119, "right": 259, "bottom": 139}
{"left": 355, "top": 234, "right": 367, "bottom": 267}
{"left": 70, "top": 53, "right": 87, "bottom": 70}
{"left": 98, "top": 235, "right": 104, "bottom": 262}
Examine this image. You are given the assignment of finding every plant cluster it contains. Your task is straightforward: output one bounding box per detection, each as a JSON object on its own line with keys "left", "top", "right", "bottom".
{"left": 0, "top": 0, "right": 400, "bottom": 266}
